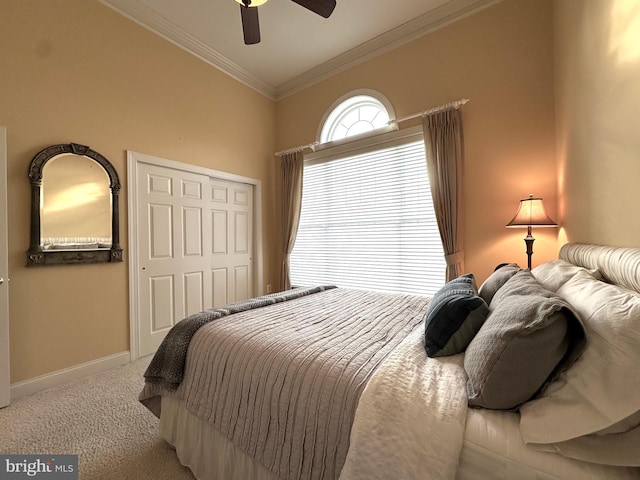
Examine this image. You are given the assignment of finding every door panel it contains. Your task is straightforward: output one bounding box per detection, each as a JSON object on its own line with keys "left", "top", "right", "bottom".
{"left": 234, "top": 265, "right": 250, "bottom": 300}
{"left": 149, "top": 204, "right": 173, "bottom": 258}
{"left": 211, "top": 268, "right": 228, "bottom": 307}
{"left": 183, "top": 207, "right": 203, "bottom": 256}
{"left": 235, "top": 212, "right": 249, "bottom": 253}
{"left": 184, "top": 271, "right": 204, "bottom": 316}
{"left": 182, "top": 179, "right": 202, "bottom": 198}
{"left": 212, "top": 210, "right": 228, "bottom": 254}
{"left": 150, "top": 275, "right": 174, "bottom": 330}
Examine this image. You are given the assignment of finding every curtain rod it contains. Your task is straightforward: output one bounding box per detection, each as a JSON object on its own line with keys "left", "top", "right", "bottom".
{"left": 275, "top": 98, "right": 468, "bottom": 155}
{"left": 390, "top": 98, "right": 469, "bottom": 125}
{"left": 274, "top": 141, "right": 319, "bottom": 157}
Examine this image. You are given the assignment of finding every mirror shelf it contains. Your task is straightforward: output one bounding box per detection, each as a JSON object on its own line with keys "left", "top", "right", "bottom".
{"left": 27, "top": 143, "right": 123, "bottom": 266}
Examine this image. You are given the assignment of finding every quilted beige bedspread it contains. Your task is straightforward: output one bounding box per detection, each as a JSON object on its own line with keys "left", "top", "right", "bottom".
{"left": 140, "top": 288, "right": 430, "bottom": 480}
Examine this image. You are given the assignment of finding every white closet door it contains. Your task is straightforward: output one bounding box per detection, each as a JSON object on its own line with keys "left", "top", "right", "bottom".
{"left": 210, "top": 178, "right": 254, "bottom": 307}
{"left": 137, "top": 162, "right": 212, "bottom": 356}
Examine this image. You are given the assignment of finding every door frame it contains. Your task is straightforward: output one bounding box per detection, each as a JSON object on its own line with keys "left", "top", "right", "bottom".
{"left": 127, "top": 151, "right": 263, "bottom": 361}
{"left": 0, "top": 126, "right": 9, "bottom": 407}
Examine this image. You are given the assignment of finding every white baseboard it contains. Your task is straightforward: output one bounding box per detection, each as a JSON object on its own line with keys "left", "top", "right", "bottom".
{"left": 10, "top": 351, "right": 131, "bottom": 401}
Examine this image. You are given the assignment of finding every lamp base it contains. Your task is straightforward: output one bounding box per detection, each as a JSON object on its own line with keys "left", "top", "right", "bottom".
{"left": 524, "top": 228, "right": 535, "bottom": 270}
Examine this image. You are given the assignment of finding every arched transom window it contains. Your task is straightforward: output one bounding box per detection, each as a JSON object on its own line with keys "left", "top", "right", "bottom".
{"left": 320, "top": 95, "right": 391, "bottom": 143}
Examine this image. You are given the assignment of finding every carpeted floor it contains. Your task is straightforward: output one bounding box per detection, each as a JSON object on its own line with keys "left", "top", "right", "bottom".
{"left": 0, "top": 357, "right": 196, "bottom": 480}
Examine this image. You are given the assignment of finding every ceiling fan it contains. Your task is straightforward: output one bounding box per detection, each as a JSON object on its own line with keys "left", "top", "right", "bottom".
{"left": 234, "top": 0, "right": 337, "bottom": 45}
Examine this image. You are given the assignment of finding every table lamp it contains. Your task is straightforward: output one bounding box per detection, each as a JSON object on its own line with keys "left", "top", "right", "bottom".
{"left": 506, "top": 194, "right": 557, "bottom": 269}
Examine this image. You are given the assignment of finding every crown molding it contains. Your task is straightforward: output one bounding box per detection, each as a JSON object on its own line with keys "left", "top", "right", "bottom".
{"left": 99, "top": 0, "right": 277, "bottom": 99}
{"left": 100, "top": 0, "right": 501, "bottom": 102}
{"left": 274, "top": 0, "right": 501, "bottom": 99}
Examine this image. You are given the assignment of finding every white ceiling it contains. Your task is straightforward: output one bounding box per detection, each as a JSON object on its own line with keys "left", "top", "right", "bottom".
{"left": 100, "top": 0, "right": 498, "bottom": 100}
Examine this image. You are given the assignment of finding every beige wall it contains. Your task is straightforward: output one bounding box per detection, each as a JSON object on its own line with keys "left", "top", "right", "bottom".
{"left": 0, "top": 0, "right": 277, "bottom": 382}
{"left": 554, "top": 0, "right": 640, "bottom": 248}
{"left": 276, "top": 0, "right": 559, "bottom": 284}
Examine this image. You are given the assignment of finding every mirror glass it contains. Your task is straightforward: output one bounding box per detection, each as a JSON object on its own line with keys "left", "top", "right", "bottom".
{"left": 41, "top": 154, "right": 112, "bottom": 250}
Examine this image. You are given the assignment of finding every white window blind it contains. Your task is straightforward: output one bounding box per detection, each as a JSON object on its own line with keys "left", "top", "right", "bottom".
{"left": 290, "top": 138, "right": 446, "bottom": 296}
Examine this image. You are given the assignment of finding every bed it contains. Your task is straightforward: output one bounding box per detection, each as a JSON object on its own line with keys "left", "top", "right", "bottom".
{"left": 139, "top": 243, "right": 640, "bottom": 480}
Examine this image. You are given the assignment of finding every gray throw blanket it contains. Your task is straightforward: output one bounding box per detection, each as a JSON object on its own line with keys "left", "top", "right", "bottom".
{"left": 144, "top": 285, "right": 337, "bottom": 390}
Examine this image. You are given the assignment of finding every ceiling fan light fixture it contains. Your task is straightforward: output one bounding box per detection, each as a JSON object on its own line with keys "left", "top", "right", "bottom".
{"left": 235, "top": 0, "right": 335, "bottom": 45}
{"left": 234, "top": 0, "right": 268, "bottom": 6}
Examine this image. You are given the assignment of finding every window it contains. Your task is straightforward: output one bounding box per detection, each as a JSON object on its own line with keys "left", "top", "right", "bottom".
{"left": 320, "top": 95, "right": 391, "bottom": 143}
{"left": 290, "top": 93, "right": 445, "bottom": 296}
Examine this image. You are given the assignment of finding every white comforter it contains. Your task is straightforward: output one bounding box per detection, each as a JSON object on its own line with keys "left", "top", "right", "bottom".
{"left": 340, "top": 328, "right": 468, "bottom": 480}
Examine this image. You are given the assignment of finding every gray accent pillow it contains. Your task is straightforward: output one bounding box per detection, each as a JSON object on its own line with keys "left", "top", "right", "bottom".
{"left": 464, "top": 270, "right": 585, "bottom": 410}
{"left": 424, "top": 274, "right": 489, "bottom": 357}
{"left": 478, "top": 263, "right": 521, "bottom": 305}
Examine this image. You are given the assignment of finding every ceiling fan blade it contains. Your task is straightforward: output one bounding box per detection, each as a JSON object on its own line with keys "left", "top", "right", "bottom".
{"left": 240, "top": 5, "right": 261, "bottom": 45}
{"left": 290, "top": 0, "right": 336, "bottom": 18}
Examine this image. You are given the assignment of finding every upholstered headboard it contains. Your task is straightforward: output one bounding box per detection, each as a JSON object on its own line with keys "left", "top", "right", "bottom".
{"left": 559, "top": 243, "right": 640, "bottom": 294}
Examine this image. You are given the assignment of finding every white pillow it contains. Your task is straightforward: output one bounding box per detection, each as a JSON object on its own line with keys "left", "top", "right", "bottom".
{"left": 519, "top": 269, "right": 640, "bottom": 444}
{"left": 531, "top": 259, "right": 600, "bottom": 292}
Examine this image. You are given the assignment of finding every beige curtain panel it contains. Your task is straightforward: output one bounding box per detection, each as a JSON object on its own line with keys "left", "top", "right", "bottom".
{"left": 422, "top": 108, "right": 465, "bottom": 282}
{"left": 280, "top": 150, "right": 304, "bottom": 291}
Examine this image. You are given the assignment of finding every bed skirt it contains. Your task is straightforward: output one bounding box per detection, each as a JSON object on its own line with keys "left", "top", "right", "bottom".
{"left": 160, "top": 394, "right": 640, "bottom": 480}
{"left": 160, "top": 394, "right": 281, "bottom": 480}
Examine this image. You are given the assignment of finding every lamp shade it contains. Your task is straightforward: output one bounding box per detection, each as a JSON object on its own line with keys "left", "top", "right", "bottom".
{"left": 506, "top": 194, "right": 557, "bottom": 228}
{"left": 234, "top": 0, "right": 268, "bottom": 6}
